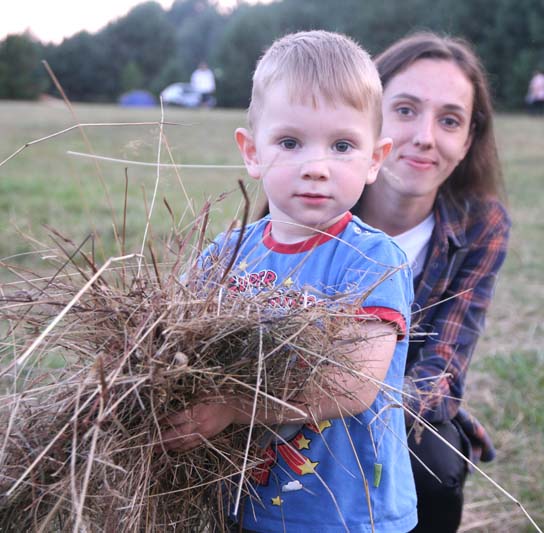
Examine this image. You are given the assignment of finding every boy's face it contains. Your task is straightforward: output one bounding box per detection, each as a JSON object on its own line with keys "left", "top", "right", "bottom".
{"left": 236, "top": 81, "right": 391, "bottom": 243}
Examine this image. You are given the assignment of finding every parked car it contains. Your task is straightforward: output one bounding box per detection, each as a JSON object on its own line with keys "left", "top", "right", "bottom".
{"left": 160, "top": 83, "right": 201, "bottom": 108}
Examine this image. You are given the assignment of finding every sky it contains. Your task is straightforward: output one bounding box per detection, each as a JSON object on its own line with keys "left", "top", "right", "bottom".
{"left": 0, "top": 0, "right": 258, "bottom": 44}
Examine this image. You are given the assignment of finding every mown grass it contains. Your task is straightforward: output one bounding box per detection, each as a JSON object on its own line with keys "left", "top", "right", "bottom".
{"left": 1, "top": 102, "right": 543, "bottom": 531}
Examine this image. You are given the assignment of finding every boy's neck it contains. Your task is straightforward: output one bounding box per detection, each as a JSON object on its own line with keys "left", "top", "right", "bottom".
{"left": 267, "top": 212, "right": 349, "bottom": 245}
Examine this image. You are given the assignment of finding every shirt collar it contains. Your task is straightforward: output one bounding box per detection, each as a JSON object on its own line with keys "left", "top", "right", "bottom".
{"left": 434, "top": 192, "right": 468, "bottom": 250}
{"left": 262, "top": 212, "right": 352, "bottom": 253}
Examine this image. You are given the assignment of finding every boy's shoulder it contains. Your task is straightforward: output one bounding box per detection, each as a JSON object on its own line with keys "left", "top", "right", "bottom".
{"left": 211, "top": 216, "right": 268, "bottom": 250}
{"left": 342, "top": 214, "right": 410, "bottom": 267}
{"left": 210, "top": 214, "right": 409, "bottom": 270}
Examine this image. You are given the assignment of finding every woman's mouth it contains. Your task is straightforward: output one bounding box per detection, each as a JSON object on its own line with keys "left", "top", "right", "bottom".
{"left": 401, "top": 155, "right": 436, "bottom": 170}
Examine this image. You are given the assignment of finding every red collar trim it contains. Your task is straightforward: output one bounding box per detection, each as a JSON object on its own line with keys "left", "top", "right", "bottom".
{"left": 262, "top": 212, "right": 352, "bottom": 254}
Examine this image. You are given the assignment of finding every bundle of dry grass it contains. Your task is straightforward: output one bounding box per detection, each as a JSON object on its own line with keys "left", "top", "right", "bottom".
{"left": 0, "top": 201, "right": 365, "bottom": 532}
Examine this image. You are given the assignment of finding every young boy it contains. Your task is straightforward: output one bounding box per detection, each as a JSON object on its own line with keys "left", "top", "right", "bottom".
{"left": 161, "top": 30, "right": 417, "bottom": 532}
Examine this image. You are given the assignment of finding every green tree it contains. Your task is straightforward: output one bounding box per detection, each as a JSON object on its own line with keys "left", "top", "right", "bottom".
{"left": 43, "top": 31, "right": 115, "bottom": 101}
{"left": 476, "top": 0, "right": 544, "bottom": 108}
{"left": 101, "top": 1, "right": 176, "bottom": 95}
{"left": 149, "top": 57, "right": 186, "bottom": 95}
{"left": 0, "top": 34, "right": 45, "bottom": 99}
{"left": 150, "top": 0, "right": 226, "bottom": 95}
{"left": 8, "top": 0, "right": 540, "bottom": 108}
{"left": 120, "top": 61, "right": 145, "bottom": 92}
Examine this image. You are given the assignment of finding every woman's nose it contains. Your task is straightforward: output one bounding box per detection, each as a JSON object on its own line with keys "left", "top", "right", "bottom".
{"left": 413, "top": 115, "right": 435, "bottom": 149}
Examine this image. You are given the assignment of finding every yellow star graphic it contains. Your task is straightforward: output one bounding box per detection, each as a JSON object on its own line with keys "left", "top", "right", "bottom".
{"left": 316, "top": 420, "right": 332, "bottom": 433}
{"left": 271, "top": 495, "right": 283, "bottom": 506}
{"left": 238, "top": 260, "right": 248, "bottom": 271}
{"left": 283, "top": 277, "right": 294, "bottom": 288}
{"left": 295, "top": 435, "right": 310, "bottom": 450}
{"left": 299, "top": 459, "right": 319, "bottom": 475}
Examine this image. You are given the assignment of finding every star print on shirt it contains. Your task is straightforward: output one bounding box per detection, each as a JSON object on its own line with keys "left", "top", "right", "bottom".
{"left": 283, "top": 277, "right": 294, "bottom": 288}
{"left": 271, "top": 495, "right": 283, "bottom": 506}
{"left": 298, "top": 458, "right": 319, "bottom": 475}
{"left": 294, "top": 434, "right": 310, "bottom": 450}
{"left": 307, "top": 420, "right": 332, "bottom": 433}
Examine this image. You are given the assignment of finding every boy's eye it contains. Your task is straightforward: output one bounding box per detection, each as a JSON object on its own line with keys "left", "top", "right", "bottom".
{"left": 334, "top": 141, "right": 352, "bottom": 153}
{"left": 279, "top": 138, "right": 298, "bottom": 150}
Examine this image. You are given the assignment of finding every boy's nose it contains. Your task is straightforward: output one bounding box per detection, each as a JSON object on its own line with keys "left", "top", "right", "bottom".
{"left": 299, "top": 155, "right": 330, "bottom": 180}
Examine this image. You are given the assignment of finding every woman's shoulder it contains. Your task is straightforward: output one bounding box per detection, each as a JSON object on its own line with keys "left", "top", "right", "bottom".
{"left": 437, "top": 193, "right": 511, "bottom": 244}
{"left": 468, "top": 196, "right": 511, "bottom": 238}
{"left": 466, "top": 195, "right": 510, "bottom": 222}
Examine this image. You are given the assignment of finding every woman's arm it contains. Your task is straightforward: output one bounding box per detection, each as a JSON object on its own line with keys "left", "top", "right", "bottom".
{"left": 159, "top": 321, "right": 397, "bottom": 452}
{"left": 405, "top": 204, "right": 510, "bottom": 424}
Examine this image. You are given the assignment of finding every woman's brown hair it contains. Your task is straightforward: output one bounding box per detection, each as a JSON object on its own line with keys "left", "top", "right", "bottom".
{"left": 374, "top": 31, "right": 506, "bottom": 204}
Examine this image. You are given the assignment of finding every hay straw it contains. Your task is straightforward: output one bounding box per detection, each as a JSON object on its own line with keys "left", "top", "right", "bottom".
{"left": 1, "top": 67, "right": 541, "bottom": 529}
{"left": 0, "top": 198, "right": 376, "bottom": 532}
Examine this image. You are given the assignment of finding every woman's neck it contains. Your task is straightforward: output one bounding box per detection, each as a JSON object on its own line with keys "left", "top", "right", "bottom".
{"left": 357, "top": 183, "right": 437, "bottom": 237}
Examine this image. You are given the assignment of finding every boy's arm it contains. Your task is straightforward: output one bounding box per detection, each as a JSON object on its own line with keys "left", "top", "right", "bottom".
{"left": 159, "top": 320, "right": 396, "bottom": 452}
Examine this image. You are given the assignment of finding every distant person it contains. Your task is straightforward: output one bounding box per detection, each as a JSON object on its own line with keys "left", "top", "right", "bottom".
{"left": 190, "top": 61, "right": 216, "bottom": 107}
{"left": 526, "top": 69, "right": 544, "bottom": 114}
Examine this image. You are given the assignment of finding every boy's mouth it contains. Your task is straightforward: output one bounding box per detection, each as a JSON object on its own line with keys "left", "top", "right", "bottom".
{"left": 295, "top": 193, "right": 331, "bottom": 205}
{"left": 296, "top": 193, "right": 330, "bottom": 199}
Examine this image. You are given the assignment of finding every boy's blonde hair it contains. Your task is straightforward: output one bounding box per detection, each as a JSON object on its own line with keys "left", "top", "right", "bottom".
{"left": 248, "top": 30, "right": 383, "bottom": 135}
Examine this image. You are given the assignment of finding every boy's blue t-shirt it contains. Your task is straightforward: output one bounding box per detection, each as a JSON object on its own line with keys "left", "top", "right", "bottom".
{"left": 204, "top": 212, "right": 417, "bottom": 533}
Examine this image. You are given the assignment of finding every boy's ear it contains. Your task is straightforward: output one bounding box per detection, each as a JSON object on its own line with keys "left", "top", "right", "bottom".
{"left": 366, "top": 137, "right": 393, "bottom": 185}
{"left": 235, "top": 128, "right": 260, "bottom": 179}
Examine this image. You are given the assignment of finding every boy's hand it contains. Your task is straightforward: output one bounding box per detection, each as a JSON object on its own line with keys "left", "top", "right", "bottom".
{"left": 158, "top": 400, "right": 237, "bottom": 453}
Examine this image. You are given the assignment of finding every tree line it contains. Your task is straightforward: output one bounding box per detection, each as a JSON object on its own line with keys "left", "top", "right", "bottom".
{"left": 1, "top": 0, "right": 542, "bottom": 109}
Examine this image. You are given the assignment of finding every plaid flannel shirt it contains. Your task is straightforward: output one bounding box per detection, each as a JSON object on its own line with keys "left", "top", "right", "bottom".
{"left": 404, "top": 192, "right": 511, "bottom": 464}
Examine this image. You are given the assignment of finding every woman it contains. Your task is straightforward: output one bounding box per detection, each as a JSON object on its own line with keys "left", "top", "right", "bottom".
{"left": 354, "top": 33, "right": 511, "bottom": 531}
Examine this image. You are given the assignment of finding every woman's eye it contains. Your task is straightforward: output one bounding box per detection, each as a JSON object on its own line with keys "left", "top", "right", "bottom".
{"left": 396, "top": 106, "right": 414, "bottom": 117}
{"left": 441, "top": 116, "right": 461, "bottom": 129}
{"left": 279, "top": 138, "right": 298, "bottom": 150}
{"left": 334, "top": 141, "right": 352, "bottom": 153}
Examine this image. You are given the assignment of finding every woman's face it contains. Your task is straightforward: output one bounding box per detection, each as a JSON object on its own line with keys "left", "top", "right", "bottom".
{"left": 380, "top": 58, "right": 474, "bottom": 203}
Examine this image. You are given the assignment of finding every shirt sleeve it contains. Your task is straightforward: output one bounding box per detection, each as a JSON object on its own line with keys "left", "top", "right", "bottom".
{"left": 356, "top": 306, "right": 407, "bottom": 339}
{"left": 405, "top": 204, "right": 511, "bottom": 423}
{"left": 337, "top": 235, "right": 414, "bottom": 339}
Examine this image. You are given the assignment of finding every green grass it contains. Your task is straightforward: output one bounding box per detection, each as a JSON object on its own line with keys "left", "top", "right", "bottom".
{"left": 460, "top": 114, "right": 544, "bottom": 531}
{"left": 1, "top": 102, "right": 543, "bottom": 531}
{"left": 464, "top": 351, "right": 544, "bottom": 531}
{"left": 477, "top": 351, "right": 544, "bottom": 430}
{"left": 0, "top": 101, "right": 261, "bottom": 278}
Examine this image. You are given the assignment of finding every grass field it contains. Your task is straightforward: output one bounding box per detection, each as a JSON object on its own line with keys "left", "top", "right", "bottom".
{"left": 0, "top": 101, "right": 261, "bottom": 275}
{"left": 1, "top": 101, "right": 543, "bottom": 531}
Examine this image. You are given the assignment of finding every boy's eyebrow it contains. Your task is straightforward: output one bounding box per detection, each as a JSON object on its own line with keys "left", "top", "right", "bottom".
{"left": 390, "top": 92, "right": 469, "bottom": 113}
{"left": 268, "top": 125, "right": 367, "bottom": 139}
